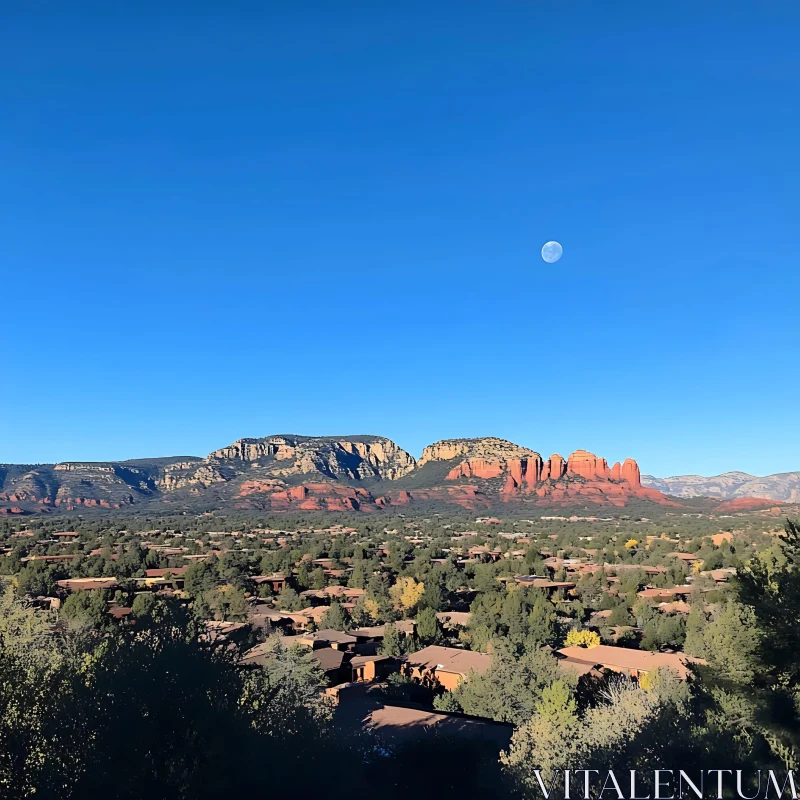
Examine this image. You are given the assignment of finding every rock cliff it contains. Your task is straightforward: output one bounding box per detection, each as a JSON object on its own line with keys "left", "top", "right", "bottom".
{"left": 207, "top": 434, "right": 416, "bottom": 481}
{"left": 0, "top": 434, "right": 682, "bottom": 514}
{"left": 417, "top": 441, "right": 664, "bottom": 508}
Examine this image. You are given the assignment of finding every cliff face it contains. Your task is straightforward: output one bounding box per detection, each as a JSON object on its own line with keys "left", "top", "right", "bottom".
{"left": 0, "top": 434, "right": 677, "bottom": 515}
{"left": 0, "top": 463, "right": 156, "bottom": 511}
{"left": 205, "top": 434, "right": 416, "bottom": 482}
{"left": 419, "top": 437, "right": 538, "bottom": 466}
{"left": 417, "top": 440, "right": 664, "bottom": 508}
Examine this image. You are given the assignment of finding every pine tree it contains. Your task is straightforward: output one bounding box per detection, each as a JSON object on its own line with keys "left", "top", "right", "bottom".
{"left": 321, "top": 601, "right": 348, "bottom": 631}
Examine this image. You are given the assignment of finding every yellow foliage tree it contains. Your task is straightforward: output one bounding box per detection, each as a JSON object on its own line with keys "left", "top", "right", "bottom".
{"left": 362, "top": 597, "right": 381, "bottom": 621}
{"left": 565, "top": 628, "right": 601, "bottom": 649}
{"left": 389, "top": 577, "right": 425, "bottom": 612}
{"left": 625, "top": 539, "right": 639, "bottom": 549}
{"left": 639, "top": 670, "right": 656, "bottom": 691}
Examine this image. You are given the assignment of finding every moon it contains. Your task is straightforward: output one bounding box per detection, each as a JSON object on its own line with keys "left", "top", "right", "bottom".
{"left": 541, "top": 241, "right": 563, "bottom": 263}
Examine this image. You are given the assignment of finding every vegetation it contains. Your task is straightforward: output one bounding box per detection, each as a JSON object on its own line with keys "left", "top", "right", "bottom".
{"left": 0, "top": 508, "right": 797, "bottom": 797}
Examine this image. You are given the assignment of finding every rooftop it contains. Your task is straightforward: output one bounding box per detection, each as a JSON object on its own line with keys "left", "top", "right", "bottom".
{"left": 405, "top": 645, "right": 491, "bottom": 677}
{"left": 557, "top": 644, "right": 701, "bottom": 679}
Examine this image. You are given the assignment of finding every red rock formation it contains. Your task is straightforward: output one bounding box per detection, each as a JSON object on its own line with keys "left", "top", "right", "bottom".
{"left": 567, "top": 450, "right": 610, "bottom": 480}
{"left": 467, "top": 460, "right": 504, "bottom": 479}
{"left": 525, "top": 454, "right": 543, "bottom": 486}
{"left": 446, "top": 462, "right": 471, "bottom": 480}
{"left": 541, "top": 454, "right": 566, "bottom": 481}
{"left": 610, "top": 462, "right": 622, "bottom": 481}
{"left": 621, "top": 458, "right": 641, "bottom": 486}
{"left": 716, "top": 497, "right": 783, "bottom": 513}
{"left": 447, "top": 455, "right": 543, "bottom": 486}
{"left": 501, "top": 475, "right": 518, "bottom": 496}
{"left": 508, "top": 459, "right": 524, "bottom": 485}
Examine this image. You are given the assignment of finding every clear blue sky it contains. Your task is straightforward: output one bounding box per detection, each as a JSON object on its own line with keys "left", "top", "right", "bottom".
{"left": 2, "top": 1, "right": 799, "bottom": 477}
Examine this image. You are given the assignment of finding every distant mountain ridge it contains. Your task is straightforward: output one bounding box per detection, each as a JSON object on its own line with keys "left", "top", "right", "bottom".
{"left": 642, "top": 471, "right": 800, "bottom": 503}
{"left": 0, "top": 434, "right": 672, "bottom": 514}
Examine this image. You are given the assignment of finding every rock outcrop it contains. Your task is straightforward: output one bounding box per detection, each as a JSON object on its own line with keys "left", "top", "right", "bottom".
{"left": 418, "top": 440, "right": 663, "bottom": 507}
{"left": 419, "top": 437, "right": 537, "bottom": 467}
{"left": 0, "top": 434, "right": 682, "bottom": 513}
{"left": 208, "top": 434, "right": 416, "bottom": 481}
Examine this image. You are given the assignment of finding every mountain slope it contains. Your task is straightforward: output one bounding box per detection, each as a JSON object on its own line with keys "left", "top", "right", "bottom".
{"left": 642, "top": 471, "right": 800, "bottom": 502}
{"left": 2, "top": 434, "right": 675, "bottom": 514}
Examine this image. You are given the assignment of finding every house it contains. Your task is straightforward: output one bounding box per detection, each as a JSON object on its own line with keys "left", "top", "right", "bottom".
{"left": 604, "top": 564, "right": 667, "bottom": 576}
{"left": 349, "top": 620, "right": 416, "bottom": 642}
{"left": 404, "top": 645, "right": 491, "bottom": 691}
{"left": 556, "top": 644, "right": 701, "bottom": 681}
{"left": 342, "top": 700, "right": 513, "bottom": 746}
{"left": 702, "top": 567, "right": 736, "bottom": 583}
{"left": 145, "top": 566, "right": 189, "bottom": 578}
{"left": 252, "top": 573, "right": 289, "bottom": 592}
{"left": 202, "top": 620, "right": 249, "bottom": 644}
{"left": 247, "top": 603, "right": 311, "bottom": 633}
{"left": 56, "top": 577, "right": 119, "bottom": 592}
{"left": 350, "top": 654, "right": 398, "bottom": 683}
{"left": 317, "top": 585, "right": 365, "bottom": 601}
{"left": 436, "top": 611, "right": 471, "bottom": 628}
{"left": 298, "top": 605, "right": 329, "bottom": 625}
{"left": 514, "top": 576, "right": 575, "bottom": 594}
{"left": 22, "top": 554, "right": 77, "bottom": 564}
{"left": 310, "top": 646, "right": 347, "bottom": 682}
{"left": 667, "top": 552, "right": 702, "bottom": 565}
{"left": 297, "top": 629, "right": 358, "bottom": 651}
{"left": 637, "top": 585, "right": 695, "bottom": 600}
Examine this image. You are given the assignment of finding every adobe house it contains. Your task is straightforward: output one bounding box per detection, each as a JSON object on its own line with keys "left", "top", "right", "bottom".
{"left": 247, "top": 603, "right": 311, "bottom": 634}
{"left": 404, "top": 645, "right": 491, "bottom": 692}
{"left": 349, "top": 621, "right": 415, "bottom": 655}
{"left": 144, "top": 566, "right": 189, "bottom": 588}
{"left": 22, "top": 554, "right": 77, "bottom": 564}
{"left": 252, "top": 573, "right": 289, "bottom": 593}
{"left": 310, "top": 647, "right": 347, "bottom": 684}
{"left": 56, "top": 577, "right": 119, "bottom": 592}
{"left": 297, "top": 629, "right": 358, "bottom": 652}
{"left": 556, "top": 644, "right": 702, "bottom": 681}
{"left": 350, "top": 654, "right": 399, "bottom": 683}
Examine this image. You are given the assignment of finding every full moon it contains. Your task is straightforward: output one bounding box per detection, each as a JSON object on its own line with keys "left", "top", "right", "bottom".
{"left": 541, "top": 241, "right": 563, "bottom": 263}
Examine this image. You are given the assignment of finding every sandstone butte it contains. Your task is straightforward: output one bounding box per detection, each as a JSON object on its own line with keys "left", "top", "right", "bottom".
{"left": 232, "top": 440, "right": 674, "bottom": 512}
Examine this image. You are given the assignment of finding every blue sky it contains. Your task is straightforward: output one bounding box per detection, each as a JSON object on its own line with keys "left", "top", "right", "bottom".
{"left": 2, "top": 1, "right": 799, "bottom": 477}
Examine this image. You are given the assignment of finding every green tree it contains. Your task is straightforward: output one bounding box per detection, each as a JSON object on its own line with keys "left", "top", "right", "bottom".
{"left": 17, "top": 561, "right": 63, "bottom": 597}
{"left": 433, "top": 691, "right": 462, "bottom": 713}
{"left": 61, "top": 591, "right": 109, "bottom": 630}
{"left": 321, "top": 601, "right": 349, "bottom": 631}
{"left": 183, "top": 559, "right": 219, "bottom": 598}
{"left": 208, "top": 585, "right": 249, "bottom": 622}
{"left": 455, "top": 642, "right": 573, "bottom": 725}
{"left": 275, "top": 586, "right": 304, "bottom": 612}
{"left": 415, "top": 607, "right": 441, "bottom": 646}
{"left": 131, "top": 592, "right": 157, "bottom": 620}
{"left": 380, "top": 622, "right": 404, "bottom": 656}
